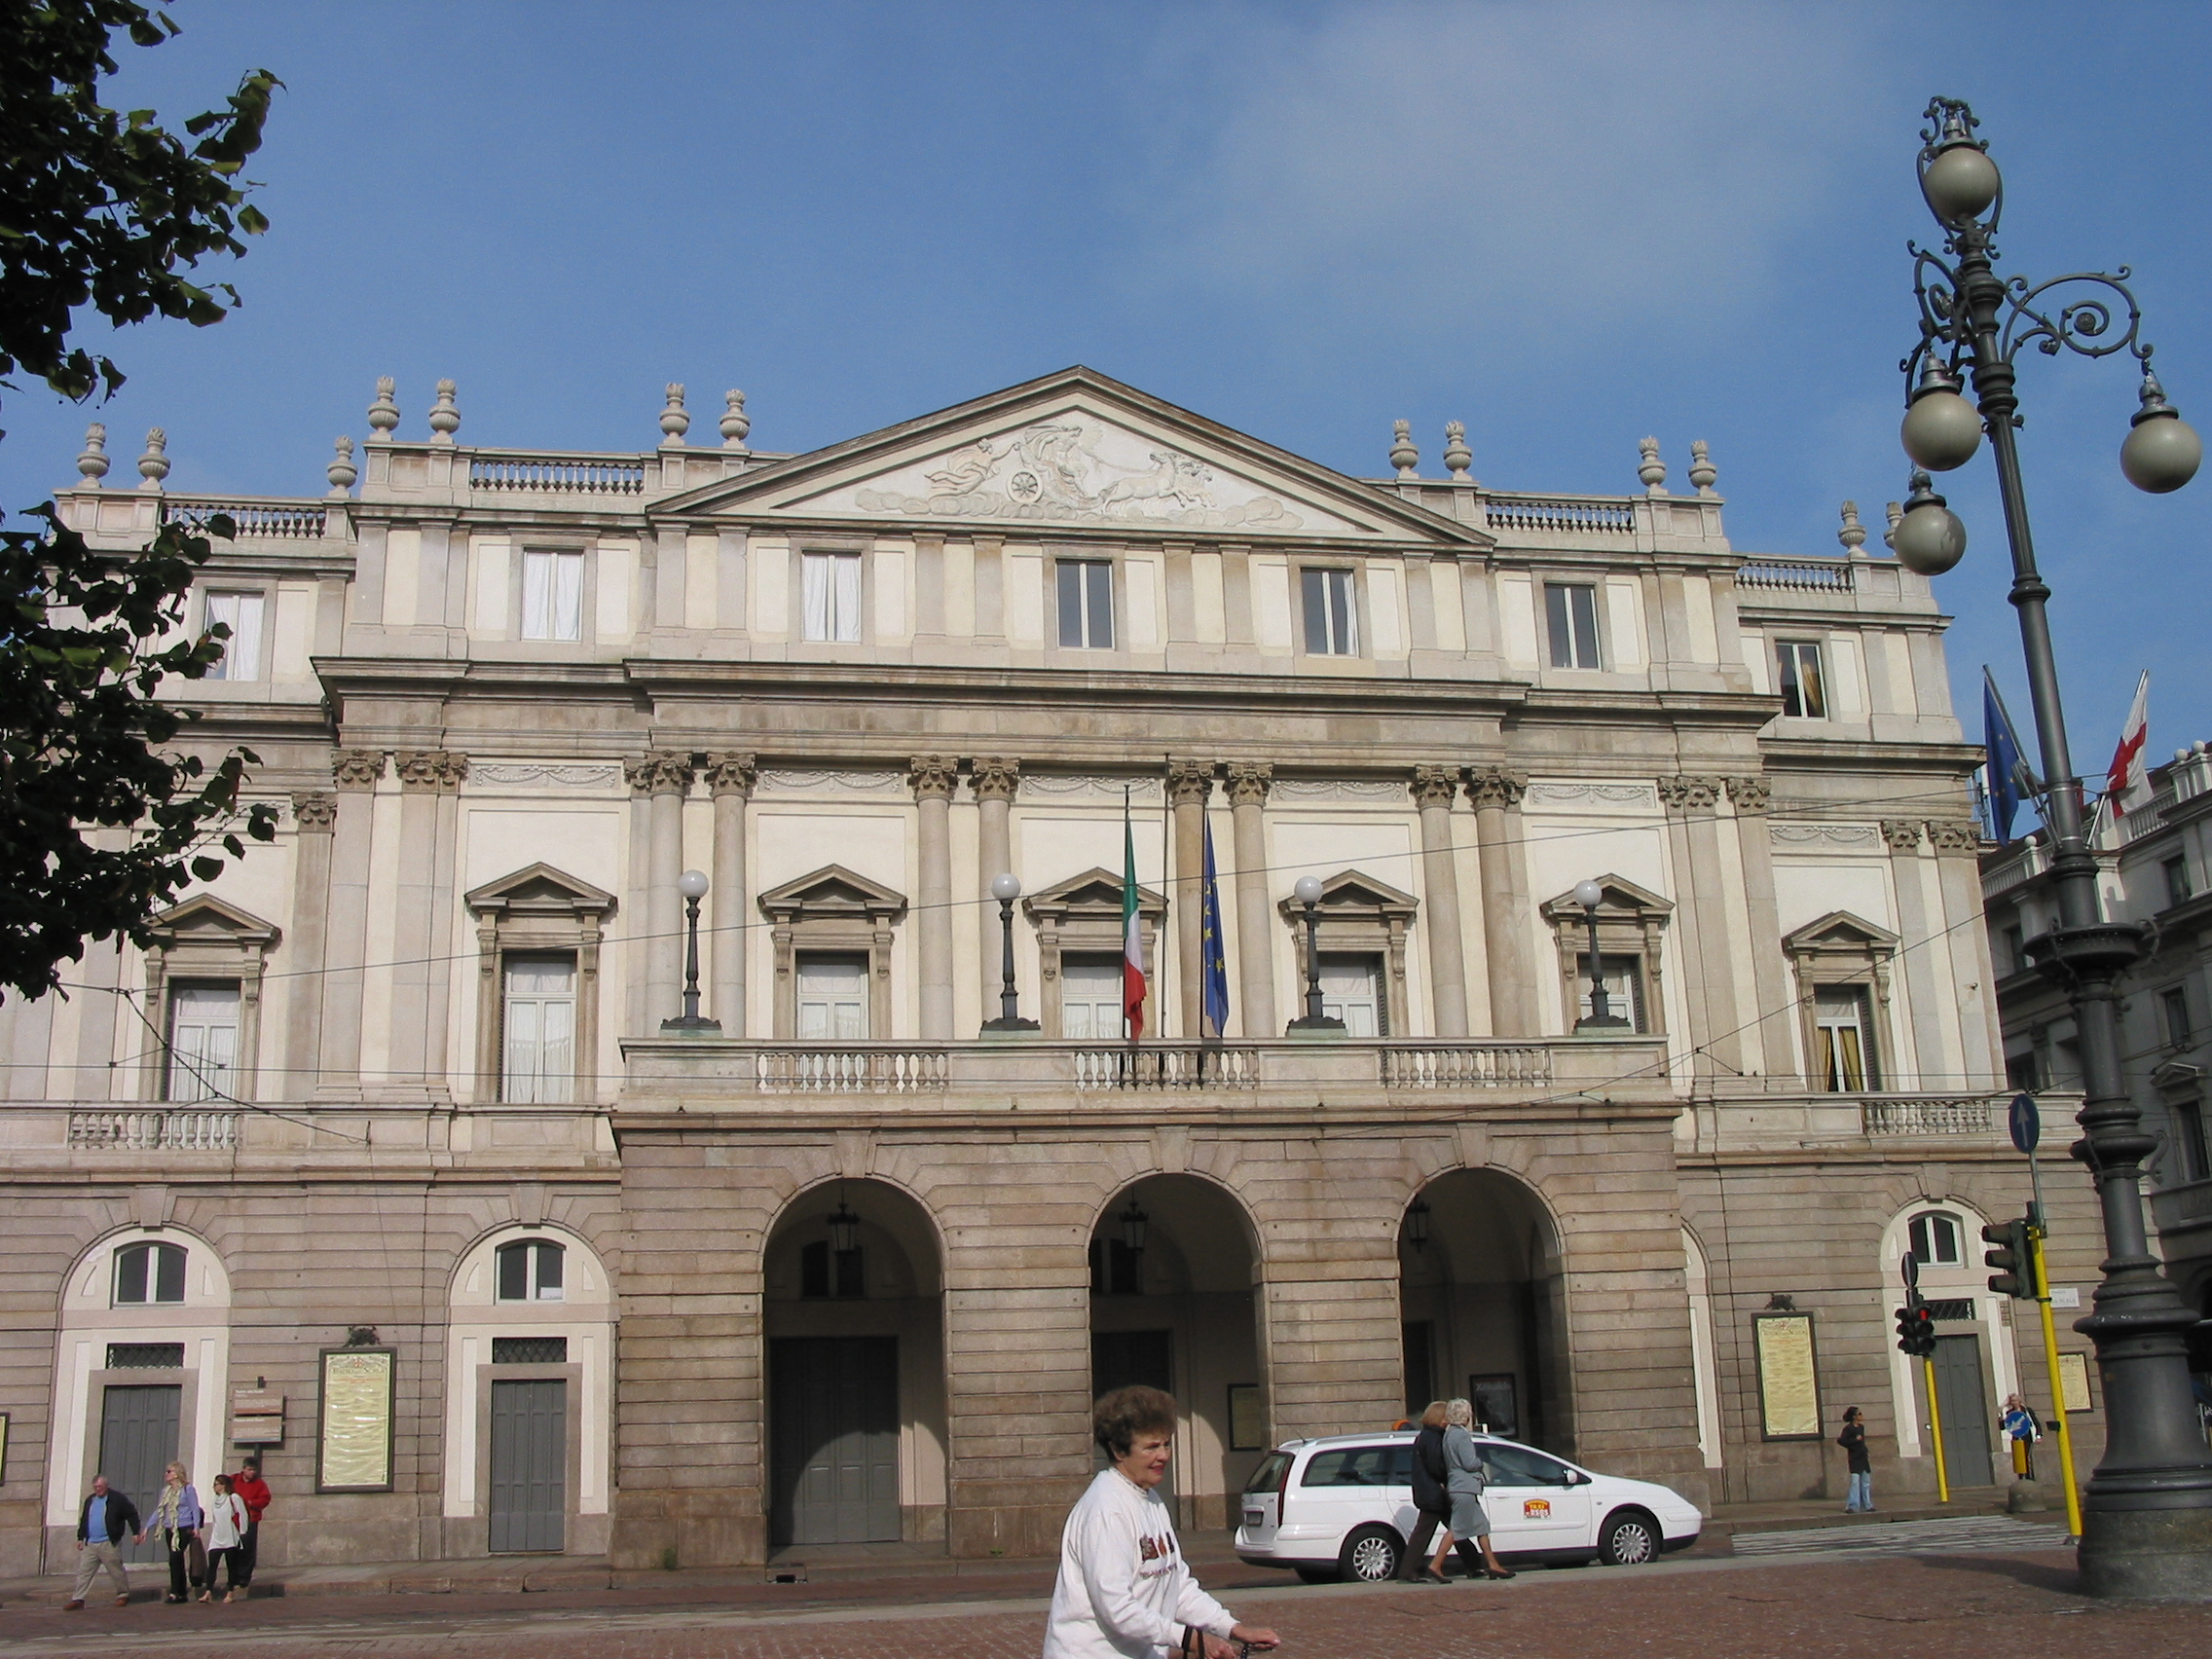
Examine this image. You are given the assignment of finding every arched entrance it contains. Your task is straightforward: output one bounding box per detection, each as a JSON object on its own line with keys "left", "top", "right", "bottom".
{"left": 761, "top": 1180, "right": 946, "bottom": 1548}
{"left": 1397, "top": 1169, "right": 1573, "bottom": 1455}
{"left": 1089, "top": 1175, "right": 1265, "bottom": 1530}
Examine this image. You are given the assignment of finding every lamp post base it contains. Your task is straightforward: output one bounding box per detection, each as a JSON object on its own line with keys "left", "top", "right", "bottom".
{"left": 1283, "top": 1014, "right": 1346, "bottom": 1037}
{"left": 2079, "top": 1504, "right": 2212, "bottom": 1601}
{"left": 978, "top": 1015, "right": 1041, "bottom": 1037}
{"left": 1573, "top": 1015, "right": 1631, "bottom": 1035}
{"left": 658, "top": 1014, "right": 722, "bottom": 1035}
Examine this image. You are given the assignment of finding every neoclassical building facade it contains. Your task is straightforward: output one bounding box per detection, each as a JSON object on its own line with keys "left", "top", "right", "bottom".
{"left": 0, "top": 368, "right": 2107, "bottom": 1574}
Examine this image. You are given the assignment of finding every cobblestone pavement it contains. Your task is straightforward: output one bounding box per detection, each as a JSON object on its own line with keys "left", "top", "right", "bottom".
{"left": 2, "top": 1543, "right": 2206, "bottom": 1659}
{"left": 1729, "top": 1516, "right": 2077, "bottom": 1556}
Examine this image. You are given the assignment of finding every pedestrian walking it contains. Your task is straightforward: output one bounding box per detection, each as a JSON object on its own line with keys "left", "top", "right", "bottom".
{"left": 1440, "top": 1398, "right": 1515, "bottom": 1580}
{"left": 151, "top": 1461, "right": 205, "bottom": 1604}
{"left": 64, "top": 1475, "right": 144, "bottom": 1610}
{"left": 203, "top": 1475, "right": 250, "bottom": 1602}
{"left": 1044, "top": 1385, "right": 1279, "bottom": 1659}
{"left": 2002, "top": 1394, "right": 2041, "bottom": 1481}
{"left": 1838, "top": 1407, "right": 1873, "bottom": 1513}
{"left": 1395, "top": 1400, "right": 1453, "bottom": 1583}
{"left": 232, "top": 1456, "right": 271, "bottom": 1587}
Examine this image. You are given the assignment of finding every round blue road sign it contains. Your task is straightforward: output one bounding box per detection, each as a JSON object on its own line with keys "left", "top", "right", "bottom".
{"left": 2009, "top": 1091, "right": 2041, "bottom": 1156}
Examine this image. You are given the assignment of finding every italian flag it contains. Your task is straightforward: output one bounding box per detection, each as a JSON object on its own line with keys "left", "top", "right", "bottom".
{"left": 1123, "top": 805, "right": 1147, "bottom": 1040}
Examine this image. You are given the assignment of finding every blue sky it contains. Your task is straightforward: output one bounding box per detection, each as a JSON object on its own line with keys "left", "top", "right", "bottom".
{"left": 4, "top": 1, "right": 2207, "bottom": 770}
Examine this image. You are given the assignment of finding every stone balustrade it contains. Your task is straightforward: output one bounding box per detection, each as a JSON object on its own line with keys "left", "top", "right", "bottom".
{"left": 1735, "top": 555, "right": 1857, "bottom": 593}
{"left": 66, "top": 1109, "right": 240, "bottom": 1151}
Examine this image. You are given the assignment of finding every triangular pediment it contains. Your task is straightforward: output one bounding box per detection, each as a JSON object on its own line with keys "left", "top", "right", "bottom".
{"left": 1275, "top": 868, "right": 1419, "bottom": 919}
{"left": 756, "top": 863, "right": 907, "bottom": 920}
{"left": 1783, "top": 909, "right": 1899, "bottom": 954}
{"left": 465, "top": 862, "right": 616, "bottom": 917}
{"left": 149, "top": 893, "right": 279, "bottom": 945}
{"left": 1024, "top": 866, "right": 1165, "bottom": 918}
{"left": 1538, "top": 874, "right": 1673, "bottom": 921}
{"left": 655, "top": 367, "right": 1489, "bottom": 546}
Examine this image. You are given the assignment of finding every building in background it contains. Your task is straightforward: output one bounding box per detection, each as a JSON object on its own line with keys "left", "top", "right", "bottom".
{"left": 0, "top": 368, "right": 2097, "bottom": 1575}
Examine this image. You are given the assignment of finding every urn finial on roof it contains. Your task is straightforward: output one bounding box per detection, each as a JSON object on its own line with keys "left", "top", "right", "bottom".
{"left": 660, "top": 383, "right": 689, "bottom": 446}
{"left": 1443, "top": 421, "right": 1472, "bottom": 481}
{"left": 367, "top": 376, "right": 399, "bottom": 438}
{"left": 1638, "top": 436, "right": 1667, "bottom": 494}
{"left": 1687, "top": 439, "right": 1717, "bottom": 496}
{"left": 77, "top": 423, "right": 110, "bottom": 484}
{"left": 1389, "top": 419, "right": 1419, "bottom": 478}
{"left": 427, "top": 379, "right": 461, "bottom": 443}
{"left": 720, "top": 388, "right": 751, "bottom": 451}
{"left": 328, "top": 434, "right": 358, "bottom": 497}
{"left": 137, "top": 427, "right": 169, "bottom": 488}
{"left": 1838, "top": 499, "right": 1868, "bottom": 556}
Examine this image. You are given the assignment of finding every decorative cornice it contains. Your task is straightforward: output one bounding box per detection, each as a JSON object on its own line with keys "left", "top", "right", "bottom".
{"left": 473, "top": 762, "right": 620, "bottom": 789}
{"left": 290, "top": 791, "right": 338, "bottom": 830}
{"left": 1225, "top": 760, "right": 1273, "bottom": 807}
{"left": 1771, "top": 822, "right": 1879, "bottom": 847}
{"left": 1658, "top": 776, "right": 1721, "bottom": 812}
{"left": 1725, "top": 776, "right": 1773, "bottom": 815}
{"left": 1466, "top": 768, "right": 1528, "bottom": 811}
{"left": 1166, "top": 758, "right": 1215, "bottom": 807}
{"left": 1880, "top": 819, "right": 1924, "bottom": 852}
{"left": 1410, "top": 764, "right": 1458, "bottom": 808}
{"left": 971, "top": 756, "right": 1021, "bottom": 802}
{"left": 706, "top": 753, "right": 758, "bottom": 797}
{"left": 395, "top": 750, "right": 468, "bottom": 792}
{"left": 909, "top": 755, "right": 958, "bottom": 800}
{"left": 1525, "top": 781, "right": 1658, "bottom": 807}
{"left": 331, "top": 749, "right": 386, "bottom": 791}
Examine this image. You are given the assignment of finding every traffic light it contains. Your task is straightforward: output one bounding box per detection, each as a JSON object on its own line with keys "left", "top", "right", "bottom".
{"left": 1982, "top": 1214, "right": 2034, "bottom": 1299}
{"left": 1894, "top": 1303, "right": 1936, "bottom": 1357}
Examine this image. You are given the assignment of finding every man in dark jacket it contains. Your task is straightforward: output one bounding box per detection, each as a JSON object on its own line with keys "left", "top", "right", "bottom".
{"left": 1838, "top": 1407, "right": 1873, "bottom": 1513}
{"left": 65, "top": 1475, "right": 144, "bottom": 1609}
{"left": 1395, "top": 1403, "right": 1454, "bottom": 1582}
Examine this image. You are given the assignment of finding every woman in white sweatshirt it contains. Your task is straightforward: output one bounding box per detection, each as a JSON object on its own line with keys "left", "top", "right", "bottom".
{"left": 1045, "top": 1386, "right": 1279, "bottom": 1659}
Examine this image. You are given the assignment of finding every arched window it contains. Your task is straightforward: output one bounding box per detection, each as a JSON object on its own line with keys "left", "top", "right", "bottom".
{"left": 1908, "top": 1212, "right": 1962, "bottom": 1267}
{"left": 114, "top": 1241, "right": 187, "bottom": 1306}
{"left": 496, "top": 1238, "right": 565, "bottom": 1303}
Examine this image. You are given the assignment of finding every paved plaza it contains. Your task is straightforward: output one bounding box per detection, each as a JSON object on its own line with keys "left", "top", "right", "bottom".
{"left": 1, "top": 1526, "right": 2205, "bottom": 1659}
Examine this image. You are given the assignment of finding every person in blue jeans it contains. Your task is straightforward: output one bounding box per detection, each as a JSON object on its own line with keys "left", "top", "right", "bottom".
{"left": 1838, "top": 1407, "right": 1873, "bottom": 1512}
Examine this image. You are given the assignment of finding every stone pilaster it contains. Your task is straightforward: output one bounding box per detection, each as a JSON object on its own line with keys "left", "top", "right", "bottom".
{"left": 1225, "top": 763, "right": 1275, "bottom": 1039}
{"left": 1925, "top": 819, "right": 2002, "bottom": 1089}
{"left": 911, "top": 756, "right": 958, "bottom": 1039}
{"left": 1467, "top": 768, "right": 1529, "bottom": 1036}
{"left": 707, "top": 755, "right": 756, "bottom": 1037}
{"left": 1659, "top": 775, "right": 1742, "bottom": 1076}
{"left": 1880, "top": 818, "right": 1944, "bottom": 1088}
{"left": 1167, "top": 760, "right": 1215, "bottom": 1039}
{"left": 623, "top": 756, "right": 656, "bottom": 1040}
{"left": 1413, "top": 766, "right": 1469, "bottom": 1037}
{"left": 1725, "top": 775, "right": 1796, "bottom": 1079}
{"left": 317, "top": 749, "right": 384, "bottom": 1098}
{"left": 644, "top": 752, "right": 695, "bottom": 1028}
{"left": 972, "top": 758, "right": 1020, "bottom": 1029}
{"left": 282, "top": 792, "right": 338, "bottom": 1098}
{"left": 387, "top": 749, "right": 466, "bottom": 1099}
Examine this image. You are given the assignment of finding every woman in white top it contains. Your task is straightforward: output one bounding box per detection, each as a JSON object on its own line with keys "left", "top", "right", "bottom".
{"left": 1044, "top": 1386, "right": 1279, "bottom": 1659}
{"left": 201, "top": 1473, "right": 250, "bottom": 1603}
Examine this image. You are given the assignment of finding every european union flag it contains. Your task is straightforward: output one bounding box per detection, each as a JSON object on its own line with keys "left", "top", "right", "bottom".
{"left": 1200, "top": 820, "right": 1231, "bottom": 1039}
{"left": 1983, "top": 669, "right": 2035, "bottom": 845}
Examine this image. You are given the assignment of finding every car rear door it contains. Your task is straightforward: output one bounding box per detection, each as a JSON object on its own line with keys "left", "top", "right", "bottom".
{"left": 1238, "top": 1451, "right": 1292, "bottom": 1547}
{"left": 1478, "top": 1441, "right": 1595, "bottom": 1554}
{"left": 1294, "top": 1443, "right": 1399, "bottom": 1554}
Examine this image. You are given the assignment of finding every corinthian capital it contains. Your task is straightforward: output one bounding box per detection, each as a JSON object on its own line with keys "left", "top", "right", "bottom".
{"left": 1465, "top": 768, "right": 1527, "bottom": 811}
{"left": 395, "top": 750, "right": 468, "bottom": 791}
{"left": 1725, "top": 775, "right": 1773, "bottom": 815}
{"left": 331, "top": 749, "right": 386, "bottom": 791}
{"left": 1925, "top": 819, "right": 1981, "bottom": 854}
{"left": 1166, "top": 758, "right": 1215, "bottom": 807}
{"left": 705, "top": 752, "right": 757, "bottom": 796}
{"left": 909, "top": 755, "right": 957, "bottom": 800}
{"left": 291, "top": 791, "right": 339, "bottom": 830}
{"left": 1225, "top": 761, "right": 1273, "bottom": 807}
{"left": 1880, "top": 819, "right": 1923, "bottom": 852}
{"left": 1410, "top": 764, "right": 1458, "bottom": 808}
{"left": 971, "top": 756, "right": 1021, "bottom": 802}
{"left": 1658, "top": 776, "right": 1721, "bottom": 813}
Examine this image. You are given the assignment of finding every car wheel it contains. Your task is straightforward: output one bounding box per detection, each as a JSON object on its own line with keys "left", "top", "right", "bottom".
{"left": 1338, "top": 1524, "right": 1403, "bottom": 1584}
{"left": 1597, "top": 1509, "right": 1659, "bottom": 1567}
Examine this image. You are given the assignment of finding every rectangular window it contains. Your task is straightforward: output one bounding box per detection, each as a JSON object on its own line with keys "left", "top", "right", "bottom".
{"left": 2005, "top": 1051, "right": 2043, "bottom": 1093}
{"left": 105, "top": 1342, "right": 186, "bottom": 1369}
{"left": 520, "top": 549, "right": 584, "bottom": 642}
{"left": 1574, "top": 952, "right": 1648, "bottom": 1032}
{"left": 2175, "top": 1098, "right": 2210, "bottom": 1185}
{"left": 801, "top": 551, "right": 863, "bottom": 642}
{"left": 2161, "top": 985, "right": 2193, "bottom": 1049}
{"left": 1060, "top": 956, "right": 1125, "bottom": 1040}
{"left": 796, "top": 954, "right": 869, "bottom": 1041}
{"left": 2164, "top": 856, "right": 2193, "bottom": 909}
{"left": 1544, "top": 582, "right": 1602, "bottom": 669}
{"left": 1814, "top": 985, "right": 1875, "bottom": 1091}
{"left": 1056, "top": 559, "right": 1115, "bottom": 649}
{"left": 491, "top": 1337, "right": 569, "bottom": 1365}
{"left": 1316, "top": 954, "right": 1387, "bottom": 1037}
{"left": 2002, "top": 925, "right": 2026, "bottom": 976}
{"left": 166, "top": 982, "right": 240, "bottom": 1102}
{"left": 1776, "top": 640, "right": 1827, "bottom": 718}
{"left": 501, "top": 955, "right": 576, "bottom": 1104}
{"left": 1301, "top": 568, "right": 1358, "bottom": 656}
{"left": 203, "top": 591, "right": 265, "bottom": 682}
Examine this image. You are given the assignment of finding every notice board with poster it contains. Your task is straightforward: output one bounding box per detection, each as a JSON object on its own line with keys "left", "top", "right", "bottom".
{"left": 1752, "top": 1311, "right": 1822, "bottom": 1439}
{"left": 317, "top": 1348, "right": 395, "bottom": 1492}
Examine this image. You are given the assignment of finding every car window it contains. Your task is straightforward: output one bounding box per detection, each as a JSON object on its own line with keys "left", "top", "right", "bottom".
{"left": 1386, "top": 1444, "right": 1414, "bottom": 1484}
{"left": 1479, "top": 1443, "right": 1573, "bottom": 1487}
{"left": 1243, "top": 1452, "right": 1292, "bottom": 1494}
{"left": 1300, "top": 1444, "right": 1400, "bottom": 1487}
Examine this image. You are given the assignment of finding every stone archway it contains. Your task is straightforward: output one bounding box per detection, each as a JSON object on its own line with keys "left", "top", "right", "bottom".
{"left": 1089, "top": 1174, "right": 1265, "bottom": 1529}
{"left": 1398, "top": 1168, "right": 1574, "bottom": 1455}
{"left": 761, "top": 1179, "right": 947, "bottom": 1549}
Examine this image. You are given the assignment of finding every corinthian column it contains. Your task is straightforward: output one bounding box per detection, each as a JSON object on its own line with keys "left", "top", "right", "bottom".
{"left": 972, "top": 757, "right": 1020, "bottom": 1028}
{"left": 645, "top": 752, "right": 695, "bottom": 1025}
{"left": 1167, "top": 760, "right": 1215, "bottom": 1039}
{"left": 388, "top": 749, "right": 467, "bottom": 1099}
{"left": 1467, "top": 768, "right": 1530, "bottom": 1036}
{"left": 1412, "top": 766, "right": 1469, "bottom": 1037}
{"left": 707, "top": 754, "right": 756, "bottom": 1035}
{"left": 911, "top": 756, "right": 957, "bottom": 1038}
{"left": 1226, "top": 762, "right": 1276, "bottom": 1039}
{"left": 318, "top": 749, "right": 384, "bottom": 1098}
{"left": 283, "top": 792, "right": 338, "bottom": 1097}
{"left": 1660, "top": 776, "right": 1743, "bottom": 1074}
{"left": 1726, "top": 776, "right": 1796, "bottom": 1079}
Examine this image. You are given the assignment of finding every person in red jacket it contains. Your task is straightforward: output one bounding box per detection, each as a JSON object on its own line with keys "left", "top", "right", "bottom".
{"left": 231, "top": 1457, "right": 272, "bottom": 1587}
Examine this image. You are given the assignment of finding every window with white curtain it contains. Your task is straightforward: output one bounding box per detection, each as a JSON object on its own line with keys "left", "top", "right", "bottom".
{"left": 502, "top": 954, "right": 576, "bottom": 1103}
{"left": 1317, "top": 954, "right": 1387, "bottom": 1037}
{"left": 1301, "top": 568, "right": 1358, "bottom": 656}
{"left": 521, "top": 548, "right": 584, "bottom": 641}
{"left": 1060, "top": 956, "right": 1124, "bottom": 1039}
{"left": 203, "top": 591, "right": 265, "bottom": 681}
{"left": 166, "top": 982, "right": 240, "bottom": 1101}
{"left": 796, "top": 953, "right": 869, "bottom": 1040}
{"left": 1776, "top": 640, "right": 1828, "bottom": 718}
{"left": 1814, "top": 985, "right": 1876, "bottom": 1091}
{"left": 1574, "top": 953, "right": 1648, "bottom": 1032}
{"left": 801, "top": 551, "right": 864, "bottom": 642}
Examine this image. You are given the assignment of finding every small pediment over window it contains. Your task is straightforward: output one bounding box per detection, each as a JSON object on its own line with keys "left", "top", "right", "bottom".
{"left": 1537, "top": 874, "right": 1673, "bottom": 924}
{"left": 1274, "top": 869, "right": 1418, "bottom": 925}
{"left": 757, "top": 864, "right": 907, "bottom": 923}
{"left": 1783, "top": 909, "right": 1899, "bottom": 958}
{"left": 465, "top": 863, "right": 616, "bottom": 921}
{"left": 1024, "top": 867, "right": 1164, "bottom": 925}
{"left": 147, "top": 894, "right": 280, "bottom": 951}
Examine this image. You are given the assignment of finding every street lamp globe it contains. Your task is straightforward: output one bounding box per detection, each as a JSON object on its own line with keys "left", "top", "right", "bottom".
{"left": 1573, "top": 878, "right": 1604, "bottom": 909}
{"left": 1294, "top": 875, "right": 1324, "bottom": 906}
{"left": 1921, "top": 138, "right": 2001, "bottom": 226}
{"left": 1900, "top": 361, "right": 1984, "bottom": 471}
{"left": 990, "top": 871, "right": 1021, "bottom": 903}
{"left": 1891, "top": 470, "right": 1970, "bottom": 576}
{"left": 2120, "top": 368, "right": 2204, "bottom": 494}
{"left": 678, "top": 868, "right": 710, "bottom": 902}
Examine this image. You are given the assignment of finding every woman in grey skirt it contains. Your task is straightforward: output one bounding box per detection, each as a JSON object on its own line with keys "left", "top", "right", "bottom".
{"left": 1441, "top": 1398, "right": 1516, "bottom": 1580}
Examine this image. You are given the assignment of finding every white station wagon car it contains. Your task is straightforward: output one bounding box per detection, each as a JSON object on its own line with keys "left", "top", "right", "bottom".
{"left": 1235, "top": 1431, "right": 1704, "bottom": 1582}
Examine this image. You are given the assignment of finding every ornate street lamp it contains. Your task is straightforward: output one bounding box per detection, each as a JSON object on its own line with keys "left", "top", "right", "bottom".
{"left": 660, "top": 868, "right": 721, "bottom": 1033}
{"left": 827, "top": 1192, "right": 861, "bottom": 1255}
{"left": 1285, "top": 874, "right": 1345, "bottom": 1033}
{"left": 980, "top": 872, "right": 1039, "bottom": 1034}
{"left": 1405, "top": 1195, "right": 1432, "bottom": 1251}
{"left": 1117, "top": 1198, "right": 1148, "bottom": 1254}
{"left": 1571, "top": 877, "right": 1628, "bottom": 1034}
{"left": 1891, "top": 96, "right": 2210, "bottom": 1600}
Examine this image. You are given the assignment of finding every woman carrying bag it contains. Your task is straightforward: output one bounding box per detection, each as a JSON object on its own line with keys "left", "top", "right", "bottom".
{"left": 1440, "top": 1399, "right": 1515, "bottom": 1581}
{"left": 151, "top": 1462, "right": 206, "bottom": 1604}
{"left": 2003, "top": 1394, "right": 2042, "bottom": 1481}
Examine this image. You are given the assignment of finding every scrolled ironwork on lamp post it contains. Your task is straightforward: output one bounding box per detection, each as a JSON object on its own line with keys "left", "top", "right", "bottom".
{"left": 1891, "top": 95, "right": 2210, "bottom": 1600}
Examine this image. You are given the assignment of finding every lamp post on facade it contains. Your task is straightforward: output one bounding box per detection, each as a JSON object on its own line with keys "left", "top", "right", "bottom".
{"left": 980, "top": 872, "right": 1039, "bottom": 1034}
{"left": 1571, "top": 877, "right": 1628, "bottom": 1034}
{"left": 660, "top": 868, "right": 721, "bottom": 1034}
{"left": 1284, "top": 874, "right": 1344, "bottom": 1033}
{"left": 1889, "top": 96, "right": 2210, "bottom": 1600}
